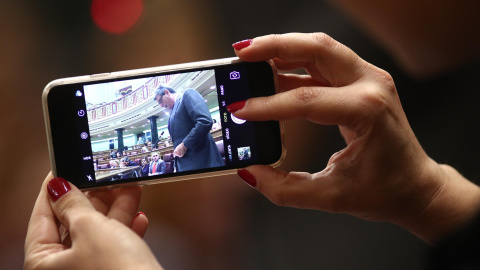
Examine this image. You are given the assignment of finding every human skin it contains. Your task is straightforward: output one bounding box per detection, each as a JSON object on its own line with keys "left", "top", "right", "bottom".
{"left": 24, "top": 173, "right": 163, "bottom": 270}
{"left": 231, "top": 33, "right": 480, "bottom": 243}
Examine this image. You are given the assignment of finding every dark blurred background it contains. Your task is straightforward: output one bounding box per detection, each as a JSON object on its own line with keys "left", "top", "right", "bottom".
{"left": 2, "top": 1, "right": 479, "bottom": 269}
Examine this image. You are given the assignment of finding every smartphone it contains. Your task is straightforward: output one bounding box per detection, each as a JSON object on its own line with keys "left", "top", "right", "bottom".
{"left": 43, "top": 57, "right": 285, "bottom": 190}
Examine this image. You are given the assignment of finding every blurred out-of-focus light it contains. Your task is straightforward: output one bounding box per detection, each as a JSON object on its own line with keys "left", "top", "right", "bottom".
{"left": 91, "top": 0, "right": 143, "bottom": 34}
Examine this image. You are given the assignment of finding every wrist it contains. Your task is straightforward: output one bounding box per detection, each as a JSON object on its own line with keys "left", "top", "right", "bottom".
{"left": 396, "top": 160, "right": 480, "bottom": 243}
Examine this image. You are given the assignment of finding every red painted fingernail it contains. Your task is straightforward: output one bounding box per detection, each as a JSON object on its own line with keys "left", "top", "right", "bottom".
{"left": 232, "top": 39, "right": 253, "bottom": 50}
{"left": 238, "top": 169, "right": 257, "bottom": 188}
{"left": 47, "top": 177, "right": 71, "bottom": 202}
{"left": 134, "top": 212, "right": 145, "bottom": 219}
{"left": 227, "top": 100, "right": 246, "bottom": 113}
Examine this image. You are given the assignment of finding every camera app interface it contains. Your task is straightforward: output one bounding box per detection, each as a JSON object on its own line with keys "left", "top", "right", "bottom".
{"left": 81, "top": 65, "right": 256, "bottom": 183}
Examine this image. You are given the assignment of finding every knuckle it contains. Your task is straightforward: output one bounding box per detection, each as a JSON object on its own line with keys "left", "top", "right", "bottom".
{"left": 268, "top": 192, "right": 287, "bottom": 207}
{"left": 357, "top": 86, "right": 389, "bottom": 119}
{"left": 311, "top": 32, "right": 337, "bottom": 50}
{"left": 261, "top": 95, "right": 273, "bottom": 108}
{"left": 261, "top": 183, "right": 288, "bottom": 207}
{"left": 271, "top": 33, "right": 289, "bottom": 59}
{"left": 58, "top": 200, "right": 94, "bottom": 229}
{"left": 355, "top": 71, "right": 397, "bottom": 120}
{"left": 270, "top": 33, "right": 282, "bottom": 44}
{"left": 293, "top": 87, "right": 321, "bottom": 119}
{"left": 260, "top": 175, "right": 290, "bottom": 207}
{"left": 260, "top": 96, "right": 276, "bottom": 120}
{"left": 362, "top": 85, "right": 389, "bottom": 107}
{"left": 372, "top": 67, "right": 396, "bottom": 93}
{"left": 264, "top": 172, "right": 310, "bottom": 207}
{"left": 68, "top": 211, "right": 93, "bottom": 229}
{"left": 294, "top": 87, "right": 318, "bottom": 102}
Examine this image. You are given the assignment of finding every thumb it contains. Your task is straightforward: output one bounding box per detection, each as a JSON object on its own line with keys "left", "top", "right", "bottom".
{"left": 47, "top": 177, "right": 98, "bottom": 232}
{"left": 237, "top": 165, "right": 329, "bottom": 209}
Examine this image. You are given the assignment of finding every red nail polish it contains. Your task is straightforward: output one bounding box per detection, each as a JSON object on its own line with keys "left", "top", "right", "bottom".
{"left": 232, "top": 39, "right": 253, "bottom": 50}
{"left": 134, "top": 212, "right": 145, "bottom": 219}
{"left": 47, "top": 177, "right": 71, "bottom": 202}
{"left": 238, "top": 169, "right": 257, "bottom": 188}
{"left": 227, "top": 100, "right": 246, "bottom": 113}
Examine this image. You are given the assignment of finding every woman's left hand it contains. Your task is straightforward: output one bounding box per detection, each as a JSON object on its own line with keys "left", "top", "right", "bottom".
{"left": 24, "top": 173, "right": 162, "bottom": 270}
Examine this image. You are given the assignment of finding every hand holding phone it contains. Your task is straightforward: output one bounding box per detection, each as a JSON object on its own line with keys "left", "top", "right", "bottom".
{"left": 24, "top": 173, "right": 163, "bottom": 270}
{"left": 231, "top": 33, "right": 479, "bottom": 243}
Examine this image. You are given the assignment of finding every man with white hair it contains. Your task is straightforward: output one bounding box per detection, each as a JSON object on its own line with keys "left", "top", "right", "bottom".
{"left": 148, "top": 152, "right": 165, "bottom": 176}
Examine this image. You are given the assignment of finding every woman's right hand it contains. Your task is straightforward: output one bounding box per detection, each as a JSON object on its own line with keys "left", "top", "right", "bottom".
{"left": 230, "top": 33, "right": 480, "bottom": 243}
{"left": 24, "top": 173, "right": 163, "bottom": 270}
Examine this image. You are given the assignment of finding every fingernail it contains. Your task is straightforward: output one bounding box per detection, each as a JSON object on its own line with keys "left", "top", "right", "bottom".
{"left": 227, "top": 100, "right": 246, "bottom": 113}
{"left": 238, "top": 169, "right": 257, "bottom": 188}
{"left": 232, "top": 39, "right": 253, "bottom": 50}
{"left": 134, "top": 212, "right": 145, "bottom": 219}
{"left": 47, "top": 177, "right": 71, "bottom": 202}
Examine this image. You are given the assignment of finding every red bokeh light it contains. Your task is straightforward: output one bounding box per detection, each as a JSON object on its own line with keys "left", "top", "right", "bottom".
{"left": 91, "top": 0, "right": 143, "bottom": 34}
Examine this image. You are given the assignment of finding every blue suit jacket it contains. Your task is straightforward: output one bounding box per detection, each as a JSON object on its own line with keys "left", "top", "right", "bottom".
{"left": 149, "top": 160, "right": 165, "bottom": 175}
{"left": 168, "top": 89, "right": 224, "bottom": 172}
{"left": 141, "top": 164, "right": 150, "bottom": 177}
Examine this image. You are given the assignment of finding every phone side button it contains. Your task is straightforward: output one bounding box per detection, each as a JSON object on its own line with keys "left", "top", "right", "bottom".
{"left": 90, "top": 72, "right": 111, "bottom": 78}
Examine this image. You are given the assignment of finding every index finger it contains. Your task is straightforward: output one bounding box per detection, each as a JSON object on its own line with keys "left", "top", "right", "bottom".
{"left": 234, "top": 33, "right": 366, "bottom": 86}
{"left": 228, "top": 85, "right": 358, "bottom": 127}
{"left": 25, "top": 172, "right": 62, "bottom": 255}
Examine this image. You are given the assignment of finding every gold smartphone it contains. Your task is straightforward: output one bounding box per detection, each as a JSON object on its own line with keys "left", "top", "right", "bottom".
{"left": 43, "top": 57, "right": 285, "bottom": 190}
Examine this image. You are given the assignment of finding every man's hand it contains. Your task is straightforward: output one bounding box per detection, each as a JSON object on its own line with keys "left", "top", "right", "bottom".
{"left": 173, "top": 142, "right": 187, "bottom": 158}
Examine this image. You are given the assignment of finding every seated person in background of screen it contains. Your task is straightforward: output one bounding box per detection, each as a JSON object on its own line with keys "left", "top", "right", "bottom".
{"left": 156, "top": 141, "right": 163, "bottom": 150}
{"left": 137, "top": 137, "right": 144, "bottom": 145}
{"left": 146, "top": 139, "right": 151, "bottom": 146}
{"left": 141, "top": 143, "right": 149, "bottom": 153}
{"left": 140, "top": 157, "right": 149, "bottom": 177}
{"left": 109, "top": 150, "right": 117, "bottom": 159}
{"left": 109, "top": 160, "right": 119, "bottom": 169}
{"left": 148, "top": 152, "right": 165, "bottom": 176}
{"left": 211, "top": 119, "right": 221, "bottom": 131}
{"left": 116, "top": 152, "right": 122, "bottom": 159}
{"left": 121, "top": 157, "right": 138, "bottom": 167}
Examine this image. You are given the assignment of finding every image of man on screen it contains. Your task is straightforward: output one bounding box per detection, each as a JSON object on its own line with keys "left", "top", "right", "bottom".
{"left": 148, "top": 152, "right": 166, "bottom": 176}
{"left": 154, "top": 85, "right": 223, "bottom": 172}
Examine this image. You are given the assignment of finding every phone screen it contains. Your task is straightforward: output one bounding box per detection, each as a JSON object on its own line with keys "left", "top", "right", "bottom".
{"left": 45, "top": 60, "right": 283, "bottom": 189}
